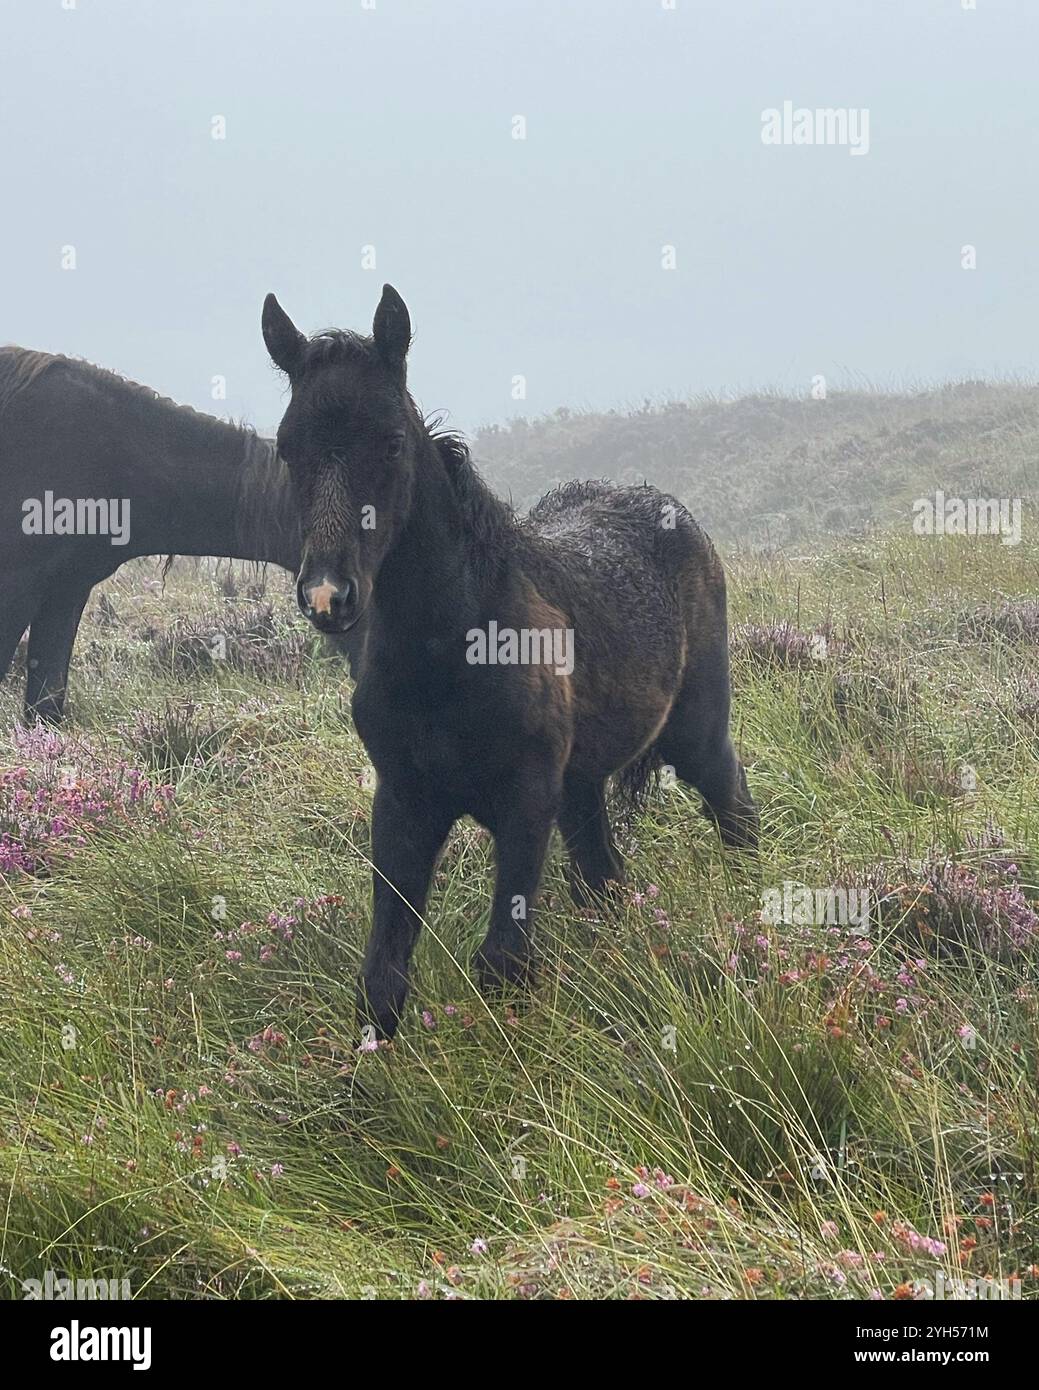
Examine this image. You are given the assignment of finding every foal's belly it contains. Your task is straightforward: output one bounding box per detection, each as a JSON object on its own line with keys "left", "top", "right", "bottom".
{"left": 569, "top": 681, "right": 677, "bottom": 778}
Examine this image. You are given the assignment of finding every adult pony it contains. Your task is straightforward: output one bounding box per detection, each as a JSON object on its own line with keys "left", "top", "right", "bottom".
{"left": 0, "top": 348, "right": 355, "bottom": 720}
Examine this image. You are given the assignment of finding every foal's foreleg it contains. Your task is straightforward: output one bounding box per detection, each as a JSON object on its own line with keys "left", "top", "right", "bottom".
{"left": 358, "top": 781, "right": 452, "bottom": 1040}
{"left": 473, "top": 783, "right": 560, "bottom": 992}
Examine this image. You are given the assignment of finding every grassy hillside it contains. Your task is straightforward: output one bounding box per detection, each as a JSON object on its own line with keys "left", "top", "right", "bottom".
{"left": 473, "top": 381, "right": 1039, "bottom": 547}
{"left": 1, "top": 514, "right": 1037, "bottom": 1299}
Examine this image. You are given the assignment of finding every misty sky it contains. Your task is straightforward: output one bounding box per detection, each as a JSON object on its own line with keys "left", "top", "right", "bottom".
{"left": 2, "top": 0, "right": 1037, "bottom": 437}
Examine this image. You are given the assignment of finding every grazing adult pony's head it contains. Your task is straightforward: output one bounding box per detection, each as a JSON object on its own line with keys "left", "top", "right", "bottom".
{"left": 261, "top": 284, "right": 416, "bottom": 634}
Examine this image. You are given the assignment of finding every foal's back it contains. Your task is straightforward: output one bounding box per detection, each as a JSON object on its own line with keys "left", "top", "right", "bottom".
{"left": 520, "top": 479, "right": 710, "bottom": 665}
{"left": 516, "top": 479, "right": 722, "bottom": 777}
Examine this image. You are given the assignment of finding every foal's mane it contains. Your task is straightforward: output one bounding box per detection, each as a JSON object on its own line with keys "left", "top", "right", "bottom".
{"left": 299, "top": 328, "right": 372, "bottom": 371}
{"left": 427, "top": 420, "right": 515, "bottom": 560}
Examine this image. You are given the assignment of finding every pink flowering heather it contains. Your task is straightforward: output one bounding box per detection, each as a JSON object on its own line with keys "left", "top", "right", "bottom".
{"left": 892, "top": 1222, "right": 947, "bottom": 1259}
{"left": 245, "top": 1025, "right": 287, "bottom": 1053}
{"left": 1, "top": 726, "right": 173, "bottom": 876}
{"left": 219, "top": 894, "right": 348, "bottom": 960}
{"left": 863, "top": 829, "right": 1039, "bottom": 961}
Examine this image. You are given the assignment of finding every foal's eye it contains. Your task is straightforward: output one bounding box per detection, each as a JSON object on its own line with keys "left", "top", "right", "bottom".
{"left": 386, "top": 433, "right": 405, "bottom": 460}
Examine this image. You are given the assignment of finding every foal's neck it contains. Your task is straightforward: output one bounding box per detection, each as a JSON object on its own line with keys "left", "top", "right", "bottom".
{"left": 371, "top": 435, "right": 494, "bottom": 672}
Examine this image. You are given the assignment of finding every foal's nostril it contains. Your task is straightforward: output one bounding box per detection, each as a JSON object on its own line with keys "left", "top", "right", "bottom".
{"left": 334, "top": 579, "right": 356, "bottom": 615}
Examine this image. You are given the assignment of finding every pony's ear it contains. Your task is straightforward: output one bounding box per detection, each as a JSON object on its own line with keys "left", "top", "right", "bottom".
{"left": 262, "top": 293, "right": 305, "bottom": 377}
{"left": 372, "top": 284, "right": 411, "bottom": 372}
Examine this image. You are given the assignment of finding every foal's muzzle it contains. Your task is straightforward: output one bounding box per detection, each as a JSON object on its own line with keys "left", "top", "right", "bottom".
{"left": 297, "top": 572, "right": 359, "bottom": 633}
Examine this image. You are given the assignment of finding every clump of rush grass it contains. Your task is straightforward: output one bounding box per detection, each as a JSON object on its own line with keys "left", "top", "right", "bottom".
{"left": 1009, "top": 675, "right": 1039, "bottom": 731}
{"left": 150, "top": 602, "right": 308, "bottom": 682}
{"left": 123, "top": 700, "right": 232, "bottom": 774}
{"left": 960, "top": 598, "right": 1039, "bottom": 644}
{"left": 730, "top": 619, "right": 833, "bottom": 672}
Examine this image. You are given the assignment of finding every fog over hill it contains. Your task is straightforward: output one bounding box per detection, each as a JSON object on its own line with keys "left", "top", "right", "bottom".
{"left": 471, "top": 381, "right": 1039, "bottom": 548}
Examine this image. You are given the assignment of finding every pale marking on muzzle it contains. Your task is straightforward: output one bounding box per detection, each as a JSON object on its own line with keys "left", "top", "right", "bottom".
{"left": 307, "top": 579, "right": 337, "bottom": 616}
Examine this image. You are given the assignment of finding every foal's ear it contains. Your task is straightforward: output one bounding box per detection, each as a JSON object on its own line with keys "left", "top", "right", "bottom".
{"left": 262, "top": 293, "right": 305, "bottom": 377}
{"left": 372, "top": 284, "right": 411, "bottom": 372}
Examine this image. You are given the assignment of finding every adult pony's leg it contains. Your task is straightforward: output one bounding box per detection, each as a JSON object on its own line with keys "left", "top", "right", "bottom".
{"left": 0, "top": 579, "right": 40, "bottom": 699}
{"left": 558, "top": 772, "right": 624, "bottom": 905}
{"left": 357, "top": 779, "right": 454, "bottom": 1040}
{"left": 0, "top": 615, "right": 29, "bottom": 684}
{"left": 24, "top": 584, "right": 93, "bottom": 722}
{"left": 473, "top": 770, "right": 561, "bottom": 991}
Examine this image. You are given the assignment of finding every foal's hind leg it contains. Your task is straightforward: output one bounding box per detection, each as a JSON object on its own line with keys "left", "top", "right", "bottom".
{"left": 24, "top": 584, "right": 92, "bottom": 722}
{"left": 558, "top": 773, "right": 625, "bottom": 905}
{"left": 657, "top": 689, "right": 758, "bottom": 850}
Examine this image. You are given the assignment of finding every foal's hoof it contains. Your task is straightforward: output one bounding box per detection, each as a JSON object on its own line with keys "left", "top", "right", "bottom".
{"left": 472, "top": 941, "right": 533, "bottom": 995}
{"left": 720, "top": 813, "right": 760, "bottom": 855}
{"left": 355, "top": 988, "right": 403, "bottom": 1043}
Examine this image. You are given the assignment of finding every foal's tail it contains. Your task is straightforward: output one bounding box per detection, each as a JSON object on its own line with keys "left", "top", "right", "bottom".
{"left": 610, "top": 743, "right": 664, "bottom": 821}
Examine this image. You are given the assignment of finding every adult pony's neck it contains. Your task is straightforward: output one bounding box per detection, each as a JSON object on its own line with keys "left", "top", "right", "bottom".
{"left": 368, "top": 426, "right": 514, "bottom": 670}
{"left": 100, "top": 372, "right": 301, "bottom": 570}
{"left": 0, "top": 348, "right": 301, "bottom": 571}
